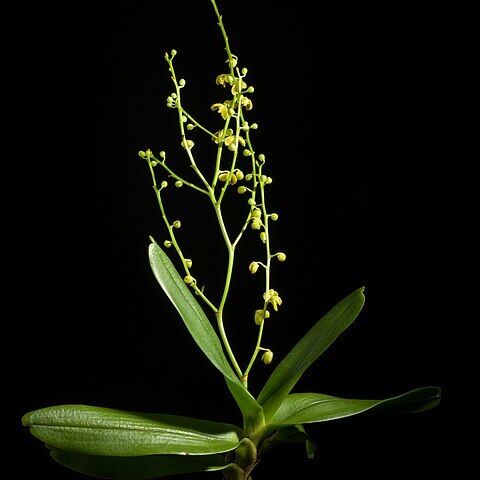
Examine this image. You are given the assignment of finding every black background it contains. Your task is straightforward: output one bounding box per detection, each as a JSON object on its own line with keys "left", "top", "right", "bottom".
{"left": 10, "top": 1, "right": 450, "bottom": 478}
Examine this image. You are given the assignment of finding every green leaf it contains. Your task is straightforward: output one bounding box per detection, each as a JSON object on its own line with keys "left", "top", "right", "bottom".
{"left": 257, "top": 287, "right": 365, "bottom": 421}
{"left": 260, "top": 424, "right": 317, "bottom": 459}
{"left": 22, "top": 404, "right": 241, "bottom": 456}
{"left": 50, "top": 449, "right": 229, "bottom": 479}
{"left": 270, "top": 386, "right": 441, "bottom": 426}
{"left": 148, "top": 239, "right": 264, "bottom": 433}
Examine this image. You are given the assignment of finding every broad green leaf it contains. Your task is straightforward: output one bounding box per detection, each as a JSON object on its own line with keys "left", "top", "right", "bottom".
{"left": 50, "top": 449, "right": 229, "bottom": 479}
{"left": 270, "top": 386, "right": 441, "bottom": 426}
{"left": 22, "top": 404, "right": 241, "bottom": 456}
{"left": 257, "top": 287, "right": 365, "bottom": 421}
{"left": 148, "top": 239, "right": 264, "bottom": 433}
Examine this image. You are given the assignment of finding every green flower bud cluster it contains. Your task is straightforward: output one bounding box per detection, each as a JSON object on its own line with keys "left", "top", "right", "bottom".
{"left": 166, "top": 93, "right": 178, "bottom": 109}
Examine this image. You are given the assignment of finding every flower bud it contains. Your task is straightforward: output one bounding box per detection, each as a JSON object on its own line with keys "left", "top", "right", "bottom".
{"left": 254, "top": 309, "right": 270, "bottom": 325}
{"left": 138, "top": 150, "right": 146, "bottom": 158}
{"left": 184, "top": 259, "right": 192, "bottom": 269}
{"left": 258, "top": 154, "right": 265, "bottom": 162}
{"left": 277, "top": 252, "right": 287, "bottom": 262}
{"left": 262, "top": 350, "right": 273, "bottom": 365}
{"left": 243, "top": 149, "right": 252, "bottom": 157}
{"left": 187, "top": 123, "right": 195, "bottom": 130}
{"left": 178, "top": 78, "right": 186, "bottom": 87}
{"left": 237, "top": 186, "right": 247, "bottom": 194}
{"left": 251, "top": 208, "right": 261, "bottom": 219}
{"left": 159, "top": 151, "right": 166, "bottom": 159}
{"left": 161, "top": 180, "right": 168, "bottom": 188}
{"left": 172, "top": 220, "right": 181, "bottom": 228}
{"left": 270, "top": 213, "right": 279, "bottom": 221}
{"left": 175, "top": 180, "right": 183, "bottom": 188}
{"left": 260, "top": 231, "right": 267, "bottom": 243}
{"left": 250, "top": 123, "right": 258, "bottom": 129}
{"left": 164, "top": 240, "right": 172, "bottom": 248}
{"left": 184, "top": 275, "right": 194, "bottom": 285}
{"left": 171, "top": 49, "right": 177, "bottom": 56}
{"left": 181, "top": 139, "right": 194, "bottom": 149}
{"left": 247, "top": 198, "right": 256, "bottom": 206}
{"left": 266, "top": 177, "right": 273, "bottom": 184}
{"left": 249, "top": 261, "right": 259, "bottom": 274}
{"left": 235, "top": 170, "right": 244, "bottom": 181}
{"left": 251, "top": 218, "right": 262, "bottom": 230}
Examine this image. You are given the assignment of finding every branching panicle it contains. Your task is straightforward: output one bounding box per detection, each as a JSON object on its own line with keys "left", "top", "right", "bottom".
{"left": 139, "top": 1, "right": 284, "bottom": 387}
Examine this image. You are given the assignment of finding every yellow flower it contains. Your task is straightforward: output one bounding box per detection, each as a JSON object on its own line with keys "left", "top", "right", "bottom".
{"left": 263, "top": 289, "right": 282, "bottom": 311}
{"left": 211, "top": 102, "right": 230, "bottom": 120}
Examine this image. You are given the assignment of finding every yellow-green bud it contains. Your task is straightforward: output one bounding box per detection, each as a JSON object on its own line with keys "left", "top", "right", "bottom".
{"left": 164, "top": 240, "right": 172, "bottom": 248}
{"left": 238, "top": 186, "right": 247, "bottom": 194}
{"left": 277, "top": 252, "right": 286, "bottom": 262}
{"left": 245, "top": 174, "right": 253, "bottom": 181}
{"left": 262, "top": 350, "right": 273, "bottom": 365}
{"left": 260, "top": 174, "right": 267, "bottom": 183}
{"left": 173, "top": 220, "right": 181, "bottom": 229}
{"left": 175, "top": 180, "right": 183, "bottom": 188}
{"left": 260, "top": 231, "right": 267, "bottom": 243}
{"left": 251, "top": 218, "right": 262, "bottom": 230}
{"left": 181, "top": 115, "right": 187, "bottom": 123}
{"left": 219, "top": 172, "right": 229, "bottom": 182}
{"left": 138, "top": 150, "right": 146, "bottom": 158}
{"left": 159, "top": 151, "right": 166, "bottom": 159}
{"left": 270, "top": 213, "right": 279, "bottom": 221}
{"left": 250, "top": 123, "right": 258, "bottom": 129}
{"left": 184, "top": 259, "right": 192, "bottom": 269}
{"left": 235, "top": 170, "right": 244, "bottom": 180}
{"left": 266, "top": 176, "right": 273, "bottom": 184}
{"left": 254, "top": 309, "right": 270, "bottom": 325}
{"left": 181, "top": 139, "right": 194, "bottom": 149}
{"left": 243, "top": 149, "right": 252, "bottom": 157}
{"left": 247, "top": 198, "right": 255, "bottom": 206}
{"left": 171, "top": 49, "right": 177, "bottom": 56}
{"left": 247, "top": 86, "right": 254, "bottom": 93}
{"left": 187, "top": 123, "right": 195, "bottom": 130}
{"left": 251, "top": 208, "right": 261, "bottom": 218}
{"left": 179, "top": 78, "right": 186, "bottom": 87}
{"left": 258, "top": 154, "right": 265, "bottom": 162}
{"left": 249, "top": 261, "right": 259, "bottom": 274}
{"left": 161, "top": 180, "right": 168, "bottom": 188}
{"left": 184, "top": 275, "right": 194, "bottom": 285}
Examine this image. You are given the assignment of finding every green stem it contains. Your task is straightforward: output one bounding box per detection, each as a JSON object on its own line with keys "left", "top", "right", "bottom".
{"left": 211, "top": 198, "right": 243, "bottom": 379}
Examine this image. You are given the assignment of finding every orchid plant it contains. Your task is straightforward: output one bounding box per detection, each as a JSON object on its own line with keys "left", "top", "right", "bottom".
{"left": 22, "top": 1, "right": 440, "bottom": 479}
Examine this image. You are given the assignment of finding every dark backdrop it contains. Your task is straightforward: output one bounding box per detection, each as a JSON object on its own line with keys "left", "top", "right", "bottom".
{"left": 10, "top": 1, "right": 449, "bottom": 478}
